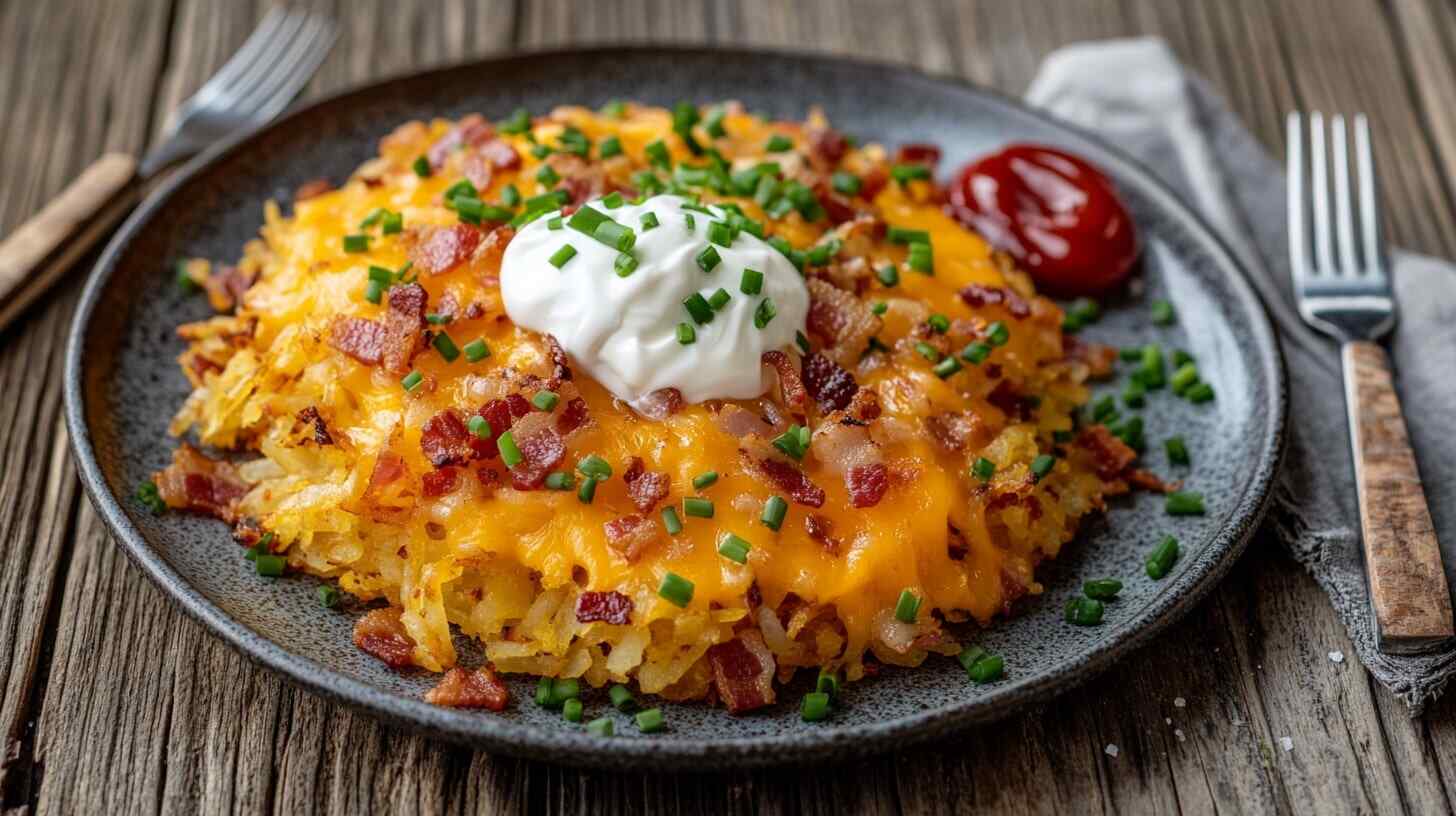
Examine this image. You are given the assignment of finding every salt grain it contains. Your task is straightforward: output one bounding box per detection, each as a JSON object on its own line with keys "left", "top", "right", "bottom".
{"left": 1175, "top": 728, "right": 1186, "bottom": 742}
{"left": 1105, "top": 744, "right": 1120, "bottom": 758}
{"left": 1328, "top": 650, "right": 1345, "bottom": 664}
{"left": 1165, "top": 718, "right": 1172, "bottom": 725}
{"left": 1174, "top": 696, "right": 1186, "bottom": 708}
{"left": 1280, "top": 736, "right": 1293, "bottom": 753}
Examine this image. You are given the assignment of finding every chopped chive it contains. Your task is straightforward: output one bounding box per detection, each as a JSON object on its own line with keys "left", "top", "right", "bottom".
{"left": 1139, "top": 344, "right": 1166, "bottom": 388}
{"left": 739, "top": 268, "right": 764, "bottom": 295}
{"left": 887, "top": 226, "right": 930, "bottom": 245}
{"left": 658, "top": 572, "right": 694, "bottom": 607}
{"left": 894, "top": 589, "right": 922, "bottom": 623}
{"left": 831, "top": 171, "right": 862, "bottom": 196}
{"left": 463, "top": 338, "right": 490, "bottom": 362}
{"left": 717, "top": 534, "right": 751, "bottom": 564}
{"left": 592, "top": 220, "right": 636, "bottom": 253}
{"left": 1092, "top": 395, "right": 1118, "bottom": 423}
{"left": 401, "top": 370, "right": 423, "bottom": 391}
{"left": 692, "top": 471, "right": 719, "bottom": 490}
{"left": 683, "top": 497, "right": 714, "bottom": 518}
{"left": 255, "top": 554, "right": 286, "bottom": 577}
{"left": 695, "top": 245, "right": 721, "bottom": 273}
{"left": 381, "top": 211, "right": 403, "bottom": 234}
{"left": 761, "top": 496, "right": 788, "bottom": 531}
{"left": 609, "top": 252, "right": 636, "bottom": 278}
{"left": 499, "top": 107, "right": 530, "bottom": 134}
{"left": 985, "top": 321, "right": 1010, "bottom": 347}
{"left": 527, "top": 190, "right": 570, "bottom": 211}
{"left": 772, "top": 424, "right": 810, "bottom": 460}
{"left": 703, "top": 106, "right": 727, "bottom": 139}
{"left": 1172, "top": 349, "right": 1195, "bottom": 367}
{"left": 536, "top": 164, "right": 560, "bottom": 186}
{"left": 532, "top": 390, "right": 559, "bottom": 411}
{"left": 684, "top": 293, "right": 715, "bottom": 325}
{"left": 640, "top": 211, "right": 660, "bottom": 231}
{"left": 934, "top": 357, "right": 962, "bottom": 379}
{"left": 971, "top": 457, "right": 995, "bottom": 481}
{"left": 577, "top": 455, "right": 612, "bottom": 479}
{"left": 766, "top": 134, "right": 794, "bottom": 152}
{"left": 1119, "top": 347, "right": 1144, "bottom": 362}
{"left": 872, "top": 301, "right": 888, "bottom": 316}
{"left": 598, "top": 135, "right": 623, "bottom": 159}
{"left": 549, "top": 244, "right": 578, "bottom": 269}
{"left": 907, "top": 242, "right": 934, "bottom": 274}
{"left": 444, "top": 179, "right": 479, "bottom": 201}
{"left": 497, "top": 431, "right": 523, "bottom": 467}
{"left": 960, "top": 341, "right": 991, "bottom": 364}
{"left": 1170, "top": 363, "right": 1199, "bottom": 395}
{"left": 706, "top": 288, "right": 731, "bottom": 311}
{"left": 360, "top": 207, "right": 386, "bottom": 229}
{"left": 1062, "top": 297, "right": 1100, "bottom": 332}
{"left": 806, "top": 239, "right": 841, "bottom": 267}
{"left": 914, "top": 342, "right": 941, "bottom": 363}
{"left": 535, "top": 677, "right": 553, "bottom": 707}
{"left": 1065, "top": 596, "right": 1105, "bottom": 625}
{"left": 928, "top": 313, "right": 950, "bottom": 333}
{"left": 548, "top": 677, "right": 580, "bottom": 706}
{"left": 585, "top": 717, "right": 614, "bottom": 737}
{"left": 544, "top": 471, "right": 575, "bottom": 491}
{"left": 662, "top": 506, "right": 684, "bottom": 535}
{"left": 501, "top": 184, "right": 522, "bottom": 207}
{"left": 892, "top": 163, "right": 932, "bottom": 184}
{"left": 577, "top": 476, "right": 598, "bottom": 503}
{"left": 816, "top": 668, "right": 840, "bottom": 698}
{"left": 1186, "top": 382, "right": 1216, "bottom": 403}
{"left": 645, "top": 139, "right": 671, "bottom": 169}
{"left": 601, "top": 100, "right": 627, "bottom": 118}
{"left": 796, "top": 331, "right": 811, "bottom": 354}
{"left": 1166, "top": 491, "right": 1205, "bottom": 516}
{"left": 1084, "top": 579, "right": 1123, "bottom": 600}
{"left": 468, "top": 415, "right": 493, "bottom": 440}
{"left": 609, "top": 684, "right": 636, "bottom": 711}
{"left": 601, "top": 191, "right": 624, "bottom": 209}
{"left": 531, "top": 143, "right": 553, "bottom": 160}
{"left": 706, "top": 220, "right": 734, "bottom": 248}
{"left": 959, "top": 646, "right": 1004, "bottom": 683}
{"left": 676, "top": 322, "right": 697, "bottom": 344}
{"left": 1030, "top": 454, "right": 1056, "bottom": 482}
{"left": 635, "top": 707, "right": 665, "bottom": 733}
{"left": 412, "top": 156, "right": 431, "bottom": 177}
{"left": 432, "top": 332, "right": 460, "bottom": 362}
{"left": 801, "top": 692, "right": 831, "bottom": 722}
{"left": 871, "top": 265, "right": 898, "bottom": 290}
{"left": 364, "top": 279, "right": 385, "bottom": 304}
{"left": 1151, "top": 299, "right": 1176, "bottom": 325}
{"left": 753, "top": 298, "right": 777, "bottom": 329}
{"left": 1165, "top": 436, "right": 1190, "bottom": 465}
{"left": 135, "top": 480, "right": 167, "bottom": 514}
{"left": 343, "top": 234, "right": 370, "bottom": 253}
{"left": 1122, "top": 379, "right": 1147, "bottom": 408}
{"left": 1146, "top": 535, "right": 1180, "bottom": 579}
{"left": 316, "top": 585, "right": 342, "bottom": 608}
{"left": 562, "top": 698, "right": 584, "bottom": 723}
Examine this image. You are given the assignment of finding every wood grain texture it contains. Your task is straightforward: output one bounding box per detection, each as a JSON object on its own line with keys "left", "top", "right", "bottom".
{"left": 1343, "top": 340, "right": 1456, "bottom": 651}
{"left": 4, "top": 1, "right": 1456, "bottom": 814}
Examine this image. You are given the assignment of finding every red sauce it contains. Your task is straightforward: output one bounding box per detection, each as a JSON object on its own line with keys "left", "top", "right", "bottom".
{"left": 948, "top": 143, "right": 1138, "bottom": 297}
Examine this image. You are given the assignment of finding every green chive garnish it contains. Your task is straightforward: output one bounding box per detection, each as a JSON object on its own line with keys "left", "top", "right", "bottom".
{"left": 1122, "top": 379, "right": 1147, "bottom": 408}
{"left": 707, "top": 288, "right": 731, "bottom": 310}
{"left": 576, "top": 475, "right": 598, "bottom": 503}
{"left": 891, "top": 163, "right": 932, "bottom": 184}
{"left": 343, "top": 234, "right": 369, "bottom": 253}
{"left": 364, "top": 279, "right": 385, "bottom": 305}
{"left": 432, "top": 332, "right": 460, "bottom": 362}
{"left": 1165, "top": 436, "right": 1190, "bottom": 465}
{"left": 463, "top": 338, "right": 490, "bottom": 362}
{"left": 501, "top": 184, "right": 522, "bottom": 207}
{"left": 676, "top": 322, "right": 696, "bottom": 344}
{"left": 753, "top": 298, "right": 777, "bottom": 329}
{"left": 887, "top": 226, "right": 931, "bottom": 244}
{"left": 704, "top": 106, "right": 727, "bottom": 138}
{"left": 832, "top": 171, "right": 862, "bottom": 196}
{"left": 360, "top": 207, "right": 386, "bottom": 229}
{"left": 761, "top": 496, "right": 788, "bottom": 531}
{"left": 532, "top": 390, "right": 559, "bottom": 411}
{"left": 598, "top": 135, "right": 623, "bottom": 159}
{"left": 545, "top": 471, "right": 575, "bottom": 491}
{"left": 614, "top": 252, "right": 639, "bottom": 277}
{"left": 796, "top": 331, "right": 811, "bottom": 353}
{"left": 1171, "top": 363, "right": 1200, "bottom": 395}
{"left": 662, "top": 506, "right": 684, "bottom": 535}
{"left": 683, "top": 497, "right": 714, "bottom": 518}
{"left": 684, "top": 293, "right": 714, "bottom": 325}
{"left": 958, "top": 646, "right": 1004, "bottom": 683}
{"left": 551, "top": 677, "right": 581, "bottom": 705}
{"left": 497, "top": 432, "right": 523, "bottom": 467}
{"left": 562, "top": 698, "right": 584, "bottom": 723}
{"left": 412, "top": 156, "right": 431, "bottom": 177}
{"left": 801, "top": 692, "right": 830, "bottom": 722}
{"left": 1146, "top": 535, "right": 1180, "bottom": 579}
{"left": 772, "top": 424, "right": 810, "bottom": 460}
{"left": 381, "top": 211, "right": 403, "bottom": 234}
{"left": 549, "top": 244, "right": 577, "bottom": 269}
{"left": 601, "top": 191, "right": 624, "bottom": 209}
{"left": 135, "top": 480, "right": 167, "bottom": 514}
{"left": 1083, "top": 579, "right": 1123, "bottom": 600}
{"left": 468, "top": 415, "right": 493, "bottom": 440}
{"left": 499, "top": 107, "right": 530, "bottom": 134}
{"left": 971, "top": 457, "right": 995, "bottom": 481}
{"left": 928, "top": 314, "right": 950, "bottom": 333}
{"left": 535, "top": 678, "right": 553, "bottom": 707}
{"left": 816, "top": 668, "right": 840, "bottom": 698}
{"left": 907, "top": 242, "right": 934, "bottom": 274}
{"left": 1030, "top": 454, "right": 1056, "bottom": 482}
{"left": 766, "top": 134, "right": 793, "bottom": 152}
{"left": 876, "top": 265, "right": 900, "bottom": 287}
{"left": 635, "top": 707, "right": 665, "bottom": 733}
{"left": 986, "top": 321, "right": 1010, "bottom": 347}
{"left": 586, "top": 717, "right": 614, "bottom": 737}
{"left": 692, "top": 471, "right": 718, "bottom": 490}
{"left": 317, "top": 585, "right": 342, "bottom": 608}
{"left": 706, "top": 220, "right": 734, "bottom": 248}
{"left": 1151, "top": 299, "right": 1176, "bottom": 325}
{"left": 1064, "top": 597, "right": 1104, "bottom": 625}
{"left": 645, "top": 139, "right": 671, "bottom": 169}
{"left": 718, "top": 534, "right": 751, "bottom": 564}
{"left": 960, "top": 342, "right": 991, "bottom": 364}
{"left": 934, "top": 357, "right": 962, "bottom": 379}
{"left": 914, "top": 342, "right": 941, "bottom": 363}
{"left": 739, "top": 268, "right": 764, "bottom": 295}
{"left": 640, "top": 212, "right": 660, "bottom": 231}
{"left": 658, "top": 572, "right": 694, "bottom": 607}
{"left": 536, "top": 165, "right": 560, "bottom": 186}
{"left": 695, "top": 245, "right": 721, "bottom": 273}
{"left": 574, "top": 455, "right": 611, "bottom": 480}
{"left": 894, "top": 589, "right": 921, "bottom": 623}
{"left": 601, "top": 100, "right": 627, "bottom": 118}
{"left": 401, "top": 370, "right": 423, "bottom": 391}
{"left": 1172, "top": 349, "right": 1195, "bottom": 367}
{"left": 255, "top": 554, "right": 286, "bottom": 577}
{"left": 1186, "top": 382, "right": 1216, "bottom": 403}
{"left": 1165, "top": 491, "right": 1205, "bottom": 516}
{"left": 609, "top": 684, "right": 636, "bottom": 711}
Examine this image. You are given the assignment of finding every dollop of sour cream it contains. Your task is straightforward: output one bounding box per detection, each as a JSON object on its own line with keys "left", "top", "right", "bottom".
{"left": 500, "top": 195, "right": 809, "bottom": 411}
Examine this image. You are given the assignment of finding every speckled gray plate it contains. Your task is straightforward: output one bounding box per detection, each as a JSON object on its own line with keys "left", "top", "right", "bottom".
{"left": 64, "top": 47, "right": 1286, "bottom": 769}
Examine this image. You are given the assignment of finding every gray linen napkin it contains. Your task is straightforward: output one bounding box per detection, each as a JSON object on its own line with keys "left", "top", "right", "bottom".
{"left": 1026, "top": 38, "right": 1456, "bottom": 711}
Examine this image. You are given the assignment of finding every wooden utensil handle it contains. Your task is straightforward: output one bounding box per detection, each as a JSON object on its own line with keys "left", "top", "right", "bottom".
{"left": 0, "top": 152, "right": 139, "bottom": 333}
{"left": 1344, "top": 340, "right": 1456, "bottom": 653}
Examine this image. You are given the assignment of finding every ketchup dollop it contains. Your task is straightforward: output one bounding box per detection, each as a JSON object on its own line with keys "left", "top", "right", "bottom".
{"left": 948, "top": 143, "right": 1138, "bottom": 297}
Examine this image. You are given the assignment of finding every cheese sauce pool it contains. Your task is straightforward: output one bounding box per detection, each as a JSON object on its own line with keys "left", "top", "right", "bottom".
{"left": 499, "top": 194, "right": 809, "bottom": 411}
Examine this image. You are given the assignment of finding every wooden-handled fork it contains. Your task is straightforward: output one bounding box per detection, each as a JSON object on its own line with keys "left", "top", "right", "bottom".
{"left": 0, "top": 7, "right": 336, "bottom": 334}
{"left": 1287, "top": 111, "right": 1456, "bottom": 654}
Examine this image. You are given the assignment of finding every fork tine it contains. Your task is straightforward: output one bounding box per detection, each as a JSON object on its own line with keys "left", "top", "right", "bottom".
{"left": 1354, "top": 115, "right": 1385, "bottom": 279}
{"left": 233, "top": 16, "right": 337, "bottom": 122}
{"left": 1287, "top": 112, "right": 1309, "bottom": 283}
{"left": 190, "top": 7, "right": 292, "bottom": 106}
{"left": 1331, "top": 115, "right": 1359, "bottom": 276}
{"left": 1309, "top": 112, "right": 1335, "bottom": 275}
{"left": 209, "top": 10, "right": 310, "bottom": 108}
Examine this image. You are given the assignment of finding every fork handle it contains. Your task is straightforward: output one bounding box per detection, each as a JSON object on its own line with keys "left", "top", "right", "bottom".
{"left": 1344, "top": 340, "right": 1456, "bottom": 653}
{"left": 0, "top": 152, "right": 140, "bottom": 333}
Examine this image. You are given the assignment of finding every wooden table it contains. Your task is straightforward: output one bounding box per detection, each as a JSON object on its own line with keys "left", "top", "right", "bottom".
{"left": 4, "top": 1, "right": 1456, "bottom": 812}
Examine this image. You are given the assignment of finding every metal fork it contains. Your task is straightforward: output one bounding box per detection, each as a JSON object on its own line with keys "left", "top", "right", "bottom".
{"left": 0, "top": 6, "right": 338, "bottom": 332}
{"left": 1287, "top": 112, "right": 1455, "bottom": 654}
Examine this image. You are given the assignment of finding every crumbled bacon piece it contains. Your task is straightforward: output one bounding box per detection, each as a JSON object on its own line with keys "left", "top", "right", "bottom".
{"left": 707, "top": 631, "right": 776, "bottom": 714}
{"left": 947, "top": 524, "right": 969, "bottom": 560}
{"left": 381, "top": 283, "right": 429, "bottom": 375}
{"left": 603, "top": 514, "right": 661, "bottom": 563}
{"left": 987, "top": 380, "right": 1035, "bottom": 420}
{"left": 896, "top": 143, "right": 942, "bottom": 167}
{"left": 294, "top": 178, "right": 334, "bottom": 202}
{"left": 818, "top": 187, "right": 859, "bottom": 224}
{"left": 1064, "top": 337, "right": 1118, "bottom": 380}
{"left": 1127, "top": 469, "right": 1180, "bottom": 493}
{"left": 545, "top": 334, "right": 573, "bottom": 385}
{"left": 555, "top": 397, "right": 590, "bottom": 436}
{"left": 622, "top": 457, "right": 670, "bottom": 513}
{"left": 461, "top": 152, "right": 493, "bottom": 191}
{"left": 575, "top": 591, "right": 634, "bottom": 625}
{"left": 506, "top": 393, "right": 532, "bottom": 418}
{"left": 804, "top": 514, "right": 841, "bottom": 555}
{"left": 714, "top": 403, "right": 774, "bottom": 438}
{"left": 959, "top": 283, "right": 1031, "bottom": 319}
{"left": 801, "top": 352, "right": 858, "bottom": 411}
{"left": 860, "top": 166, "right": 889, "bottom": 201}
{"left": 806, "top": 278, "right": 881, "bottom": 366}
{"left": 421, "top": 467, "right": 459, "bottom": 497}
{"left": 330, "top": 317, "right": 387, "bottom": 365}
{"left": 1076, "top": 425, "right": 1138, "bottom": 480}
{"left": 924, "top": 412, "right": 982, "bottom": 453}
{"left": 762, "top": 350, "right": 808, "bottom": 413}
{"left": 201, "top": 264, "right": 257, "bottom": 313}
{"left": 506, "top": 414, "right": 565, "bottom": 489}
{"left": 1000, "top": 569, "right": 1030, "bottom": 616}
{"left": 472, "top": 399, "right": 514, "bottom": 458}
{"left": 427, "top": 113, "right": 494, "bottom": 169}
{"left": 296, "top": 406, "right": 333, "bottom": 445}
{"left": 407, "top": 224, "right": 485, "bottom": 276}
{"left": 808, "top": 126, "right": 848, "bottom": 166}
{"left": 153, "top": 444, "right": 248, "bottom": 523}
{"left": 476, "top": 138, "right": 521, "bottom": 171}
{"left": 425, "top": 666, "right": 510, "bottom": 710}
{"left": 420, "top": 409, "right": 474, "bottom": 468}
{"left": 636, "top": 388, "right": 684, "bottom": 421}
{"left": 846, "top": 463, "right": 889, "bottom": 508}
{"left": 741, "top": 451, "right": 826, "bottom": 507}
{"left": 353, "top": 607, "right": 416, "bottom": 668}
{"left": 847, "top": 388, "right": 881, "bottom": 422}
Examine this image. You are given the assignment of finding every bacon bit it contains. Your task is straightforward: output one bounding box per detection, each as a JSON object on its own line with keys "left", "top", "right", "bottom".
{"left": 1076, "top": 425, "right": 1138, "bottom": 480}
{"left": 575, "top": 591, "right": 634, "bottom": 625}
{"left": 425, "top": 666, "right": 510, "bottom": 710}
{"left": 740, "top": 451, "right": 826, "bottom": 508}
{"left": 436, "top": 292, "right": 461, "bottom": 321}
{"left": 808, "top": 126, "right": 849, "bottom": 165}
{"left": 860, "top": 166, "right": 889, "bottom": 201}
{"left": 472, "top": 398, "right": 514, "bottom": 458}
{"left": 420, "top": 409, "right": 473, "bottom": 468}
{"left": 507, "top": 414, "right": 566, "bottom": 489}
{"left": 368, "top": 451, "right": 407, "bottom": 487}
{"left": 715, "top": 403, "right": 774, "bottom": 439}
{"left": 947, "top": 524, "right": 969, "bottom": 560}
{"left": 353, "top": 607, "right": 416, "bottom": 668}
{"left": 421, "top": 467, "right": 459, "bottom": 497}
{"left": 555, "top": 397, "right": 591, "bottom": 436}
{"left": 505, "top": 393, "right": 532, "bottom": 418}
{"left": 986, "top": 380, "right": 1035, "bottom": 420}
{"left": 461, "top": 152, "right": 493, "bottom": 190}
{"left": 153, "top": 444, "right": 249, "bottom": 523}
{"left": 545, "top": 334, "right": 573, "bottom": 385}
{"left": 924, "top": 412, "right": 983, "bottom": 453}
{"left": 707, "top": 631, "right": 776, "bottom": 714}
{"left": 1064, "top": 337, "right": 1118, "bottom": 380}
{"left": 1127, "top": 469, "right": 1180, "bottom": 493}
{"left": 762, "top": 350, "right": 808, "bottom": 413}
{"left": 296, "top": 406, "right": 333, "bottom": 445}
{"left": 1000, "top": 569, "right": 1030, "bottom": 617}
{"left": 958, "top": 283, "right": 1032, "bottom": 319}
{"left": 819, "top": 187, "right": 859, "bottom": 224}
{"left": 602, "top": 514, "right": 661, "bottom": 563}
{"left": 896, "top": 143, "right": 942, "bottom": 167}
{"left": 636, "top": 388, "right": 684, "bottom": 421}
{"left": 846, "top": 463, "right": 889, "bottom": 508}
{"left": 329, "top": 317, "right": 388, "bottom": 366}
{"left": 294, "top": 177, "right": 334, "bottom": 202}
{"left": 427, "top": 113, "right": 494, "bottom": 169}
{"left": 804, "top": 514, "right": 841, "bottom": 555}
{"left": 477, "top": 138, "right": 521, "bottom": 171}
{"left": 407, "top": 224, "right": 485, "bottom": 276}
{"left": 201, "top": 264, "right": 257, "bottom": 313}
{"left": 380, "top": 283, "right": 429, "bottom": 375}
{"left": 622, "top": 457, "right": 671, "bottom": 513}
{"left": 806, "top": 278, "right": 881, "bottom": 367}
{"left": 801, "top": 352, "right": 858, "bottom": 411}
{"left": 847, "top": 389, "right": 881, "bottom": 422}
{"left": 476, "top": 466, "right": 502, "bottom": 489}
